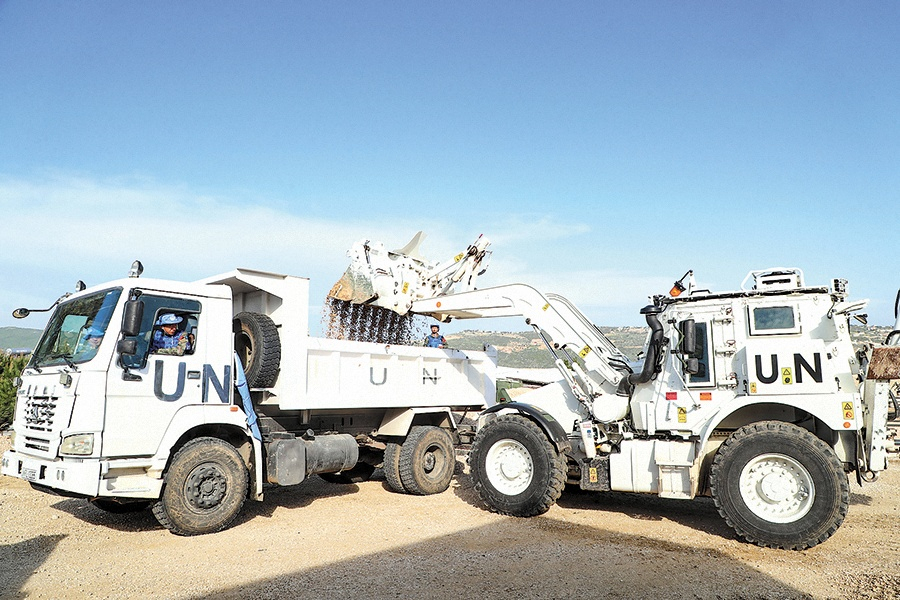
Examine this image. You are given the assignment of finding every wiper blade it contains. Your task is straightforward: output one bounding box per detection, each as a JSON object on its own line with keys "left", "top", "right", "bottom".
{"left": 46, "top": 352, "right": 78, "bottom": 370}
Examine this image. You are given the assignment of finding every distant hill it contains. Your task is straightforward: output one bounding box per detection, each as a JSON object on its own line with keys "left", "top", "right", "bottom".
{"left": 0, "top": 327, "right": 41, "bottom": 352}
{"left": 2, "top": 324, "right": 893, "bottom": 366}
{"left": 447, "top": 325, "right": 895, "bottom": 368}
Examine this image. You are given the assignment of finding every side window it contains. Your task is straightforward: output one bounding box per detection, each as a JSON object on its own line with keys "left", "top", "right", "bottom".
{"left": 749, "top": 305, "right": 800, "bottom": 335}
{"left": 121, "top": 294, "right": 201, "bottom": 369}
{"left": 687, "top": 322, "right": 712, "bottom": 385}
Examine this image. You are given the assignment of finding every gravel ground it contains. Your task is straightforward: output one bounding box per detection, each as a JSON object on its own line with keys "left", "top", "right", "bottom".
{"left": 1, "top": 433, "right": 898, "bottom": 600}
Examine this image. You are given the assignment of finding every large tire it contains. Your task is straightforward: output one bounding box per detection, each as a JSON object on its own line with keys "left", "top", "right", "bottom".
{"left": 469, "top": 414, "right": 566, "bottom": 516}
{"left": 709, "top": 421, "right": 849, "bottom": 550}
{"left": 398, "top": 426, "right": 456, "bottom": 495}
{"left": 234, "top": 311, "right": 281, "bottom": 389}
{"left": 383, "top": 441, "right": 406, "bottom": 493}
{"left": 152, "top": 437, "right": 248, "bottom": 536}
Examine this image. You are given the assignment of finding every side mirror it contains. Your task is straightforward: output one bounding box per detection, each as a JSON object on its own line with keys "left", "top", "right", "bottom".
{"left": 685, "top": 357, "right": 700, "bottom": 375}
{"left": 117, "top": 339, "right": 137, "bottom": 356}
{"left": 679, "top": 319, "right": 696, "bottom": 355}
{"left": 122, "top": 300, "right": 144, "bottom": 336}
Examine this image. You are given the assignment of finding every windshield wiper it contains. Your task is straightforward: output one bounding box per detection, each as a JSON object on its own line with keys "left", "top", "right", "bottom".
{"left": 45, "top": 353, "right": 78, "bottom": 370}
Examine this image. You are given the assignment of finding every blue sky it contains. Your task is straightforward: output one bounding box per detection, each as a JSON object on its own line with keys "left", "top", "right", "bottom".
{"left": 1, "top": 2, "right": 898, "bottom": 335}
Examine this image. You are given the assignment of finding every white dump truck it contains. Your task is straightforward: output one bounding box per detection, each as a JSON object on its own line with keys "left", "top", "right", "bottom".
{"left": 1, "top": 235, "right": 497, "bottom": 535}
{"left": 335, "top": 252, "right": 893, "bottom": 550}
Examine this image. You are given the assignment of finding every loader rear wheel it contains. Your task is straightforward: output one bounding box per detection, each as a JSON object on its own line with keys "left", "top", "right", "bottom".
{"left": 234, "top": 311, "right": 281, "bottom": 389}
{"left": 383, "top": 441, "right": 406, "bottom": 493}
{"left": 398, "top": 426, "right": 456, "bottom": 495}
{"left": 469, "top": 414, "right": 565, "bottom": 517}
{"left": 710, "top": 421, "right": 849, "bottom": 550}
{"left": 152, "top": 437, "right": 248, "bottom": 536}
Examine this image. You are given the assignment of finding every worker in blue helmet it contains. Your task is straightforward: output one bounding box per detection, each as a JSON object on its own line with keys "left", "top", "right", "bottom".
{"left": 424, "top": 324, "right": 446, "bottom": 349}
{"left": 151, "top": 313, "right": 191, "bottom": 355}
{"left": 73, "top": 326, "right": 105, "bottom": 361}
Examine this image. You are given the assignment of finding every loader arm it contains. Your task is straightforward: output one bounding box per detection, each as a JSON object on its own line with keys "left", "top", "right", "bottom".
{"left": 411, "top": 284, "right": 631, "bottom": 421}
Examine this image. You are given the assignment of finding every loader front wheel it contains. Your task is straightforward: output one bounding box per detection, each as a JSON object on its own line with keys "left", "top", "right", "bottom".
{"left": 152, "top": 437, "right": 248, "bottom": 536}
{"left": 710, "top": 421, "right": 849, "bottom": 550}
{"left": 398, "top": 426, "right": 456, "bottom": 495}
{"left": 469, "top": 414, "right": 565, "bottom": 517}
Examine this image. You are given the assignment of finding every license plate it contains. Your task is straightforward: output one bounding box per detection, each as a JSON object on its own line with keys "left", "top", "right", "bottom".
{"left": 22, "top": 467, "right": 37, "bottom": 481}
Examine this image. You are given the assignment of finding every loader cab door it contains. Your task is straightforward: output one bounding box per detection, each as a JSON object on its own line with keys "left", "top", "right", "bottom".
{"left": 103, "top": 293, "right": 206, "bottom": 457}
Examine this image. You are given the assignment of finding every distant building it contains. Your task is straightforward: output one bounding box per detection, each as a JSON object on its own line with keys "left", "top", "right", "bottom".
{"left": 4, "top": 348, "right": 32, "bottom": 357}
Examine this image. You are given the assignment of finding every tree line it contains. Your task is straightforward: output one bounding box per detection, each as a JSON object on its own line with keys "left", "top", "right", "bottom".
{"left": 0, "top": 353, "right": 28, "bottom": 427}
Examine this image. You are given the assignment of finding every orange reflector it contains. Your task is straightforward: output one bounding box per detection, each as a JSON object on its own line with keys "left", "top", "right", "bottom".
{"left": 230, "top": 406, "right": 239, "bottom": 412}
{"left": 700, "top": 392, "right": 712, "bottom": 401}
{"left": 436, "top": 301, "right": 442, "bottom": 308}
{"left": 843, "top": 422, "right": 851, "bottom": 428}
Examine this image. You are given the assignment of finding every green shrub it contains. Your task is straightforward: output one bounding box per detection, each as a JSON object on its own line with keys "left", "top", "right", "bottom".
{"left": 0, "top": 354, "right": 29, "bottom": 427}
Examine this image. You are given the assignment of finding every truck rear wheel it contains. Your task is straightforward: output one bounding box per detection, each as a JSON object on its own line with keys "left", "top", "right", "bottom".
{"left": 469, "top": 414, "right": 565, "bottom": 516}
{"left": 152, "top": 437, "right": 248, "bottom": 536}
{"left": 383, "top": 441, "right": 406, "bottom": 493}
{"left": 398, "top": 426, "right": 456, "bottom": 495}
{"left": 710, "top": 421, "right": 849, "bottom": 550}
{"left": 234, "top": 311, "right": 281, "bottom": 389}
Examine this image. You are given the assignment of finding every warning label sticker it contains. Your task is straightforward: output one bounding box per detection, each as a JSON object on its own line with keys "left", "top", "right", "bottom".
{"left": 781, "top": 367, "right": 793, "bottom": 385}
{"left": 843, "top": 401, "right": 854, "bottom": 420}
{"left": 677, "top": 407, "right": 687, "bottom": 423}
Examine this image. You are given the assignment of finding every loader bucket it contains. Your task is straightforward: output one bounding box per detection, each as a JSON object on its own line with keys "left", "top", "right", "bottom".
{"left": 327, "top": 265, "right": 376, "bottom": 306}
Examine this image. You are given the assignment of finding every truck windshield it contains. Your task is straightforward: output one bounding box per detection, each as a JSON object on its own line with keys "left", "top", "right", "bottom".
{"left": 30, "top": 287, "right": 123, "bottom": 369}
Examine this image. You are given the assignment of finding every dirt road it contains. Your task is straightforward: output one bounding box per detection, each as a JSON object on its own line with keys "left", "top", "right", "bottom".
{"left": 1, "top": 432, "right": 898, "bottom": 600}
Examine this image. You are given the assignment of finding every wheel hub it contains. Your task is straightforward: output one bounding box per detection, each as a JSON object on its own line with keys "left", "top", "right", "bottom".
{"left": 740, "top": 453, "right": 814, "bottom": 524}
{"left": 186, "top": 464, "right": 227, "bottom": 510}
{"left": 485, "top": 439, "right": 533, "bottom": 495}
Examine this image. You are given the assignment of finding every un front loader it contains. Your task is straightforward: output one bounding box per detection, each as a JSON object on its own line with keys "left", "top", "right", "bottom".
{"left": 344, "top": 252, "right": 891, "bottom": 550}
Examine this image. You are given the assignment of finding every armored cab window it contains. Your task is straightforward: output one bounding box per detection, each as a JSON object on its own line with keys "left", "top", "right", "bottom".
{"left": 120, "top": 294, "right": 201, "bottom": 369}
{"left": 686, "top": 322, "right": 712, "bottom": 385}
{"left": 749, "top": 305, "right": 800, "bottom": 335}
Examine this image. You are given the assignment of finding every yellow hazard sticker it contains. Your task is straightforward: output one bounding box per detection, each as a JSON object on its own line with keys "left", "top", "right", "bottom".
{"left": 781, "top": 367, "right": 793, "bottom": 385}
{"left": 579, "top": 346, "right": 591, "bottom": 358}
{"left": 589, "top": 467, "right": 598, "bottom": 483}
{"left": 542, "top": 303, "right": 550, "bottom": 311}
{"left": 750, "top": 382, "right": 757, "bottom": 394}
{"left": 843, "top": 401, "right": 854, "bottom": 420}
{"left": 402, "top": 282, "right": 409, "bottom": 294}
{"left": 454, "top": 253, "right": 464, "bottom": 262}
{"left": 677, "top": 407, "right": 687, "bottom": 423}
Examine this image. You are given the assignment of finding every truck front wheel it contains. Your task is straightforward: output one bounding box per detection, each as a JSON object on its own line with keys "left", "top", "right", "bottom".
{"left": 152, "top": 437, "right": 249, "bottom": 536}
{"left": 710, "top": 421, "right": 849, "bottom": 550}
{"left": 469, "top": 414, "right": 565, "bottom": 517}
{"left": 398, "top": 426, "right": 456, "bottom": 495}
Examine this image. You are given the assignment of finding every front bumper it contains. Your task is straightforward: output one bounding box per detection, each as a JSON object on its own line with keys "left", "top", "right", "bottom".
{"left": 2, "top": 450, "right": 162, "bottom": 499}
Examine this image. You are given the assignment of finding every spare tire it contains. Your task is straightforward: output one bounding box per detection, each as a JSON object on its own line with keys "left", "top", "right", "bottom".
{"left": 234, "top": 311, "right": 281, "bottom": 388}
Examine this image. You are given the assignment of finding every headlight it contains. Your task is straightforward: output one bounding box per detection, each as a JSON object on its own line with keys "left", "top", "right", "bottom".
{"left": 60, "top": 433, "right": 94, "bottom": 456}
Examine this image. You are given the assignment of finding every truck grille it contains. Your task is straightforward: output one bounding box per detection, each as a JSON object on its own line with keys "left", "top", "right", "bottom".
{"left": 23, "top": 396, "right": 57, "bottom": 430}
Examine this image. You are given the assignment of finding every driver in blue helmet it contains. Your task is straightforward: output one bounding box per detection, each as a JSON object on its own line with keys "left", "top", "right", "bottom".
{"left": 151, "top": 313, "right": 191, "bottom": 356}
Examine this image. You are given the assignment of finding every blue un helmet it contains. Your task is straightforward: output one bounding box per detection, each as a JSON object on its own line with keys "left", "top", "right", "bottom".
{"left": 156, "top": 313, "right": 183, "bottom": 326}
